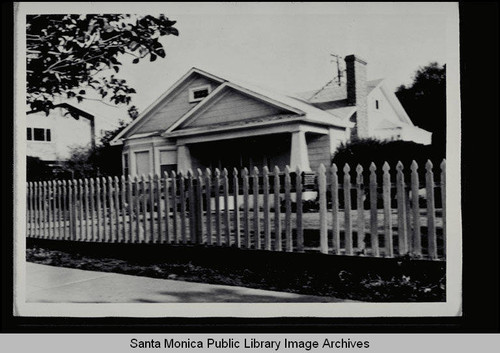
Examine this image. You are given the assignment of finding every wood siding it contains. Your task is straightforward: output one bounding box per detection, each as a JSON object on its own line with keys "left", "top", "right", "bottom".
{"left": 185, "top": 88, "right": 288, "bottom": 128}
{"left": 307, "top": 134, "right": 331, "bottom": 171}
{"left": 132, "top": 73, "right": 221, "bottom": 135}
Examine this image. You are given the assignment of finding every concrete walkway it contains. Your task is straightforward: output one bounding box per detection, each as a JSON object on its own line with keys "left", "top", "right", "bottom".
{"left": 26, "top": 262, "right": 353, "bottom": 303}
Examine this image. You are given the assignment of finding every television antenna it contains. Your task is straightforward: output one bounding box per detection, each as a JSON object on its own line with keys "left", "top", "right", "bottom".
{"left": 330, "top": 54, "right": 345, "bottom": 86}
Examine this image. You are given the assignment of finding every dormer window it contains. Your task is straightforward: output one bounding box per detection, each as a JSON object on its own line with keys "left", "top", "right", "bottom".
{"left": 189, "top": 85, "right": 211, "bottom": 103}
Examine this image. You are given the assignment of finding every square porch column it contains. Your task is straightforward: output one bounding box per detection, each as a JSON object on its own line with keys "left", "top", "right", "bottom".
{"left": 290, "top": 130, "right": 311, "bottom": 171}
{"left": 177, "top": 144, "right": 192, "bottom": 174}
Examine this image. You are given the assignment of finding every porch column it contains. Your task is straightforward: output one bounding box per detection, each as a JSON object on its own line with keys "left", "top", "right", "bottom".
{"left": 177, "top": 144, "right": 192, "bottom": 174}
{"left": 290, "top": 130, "right": 311, "bottom": 171}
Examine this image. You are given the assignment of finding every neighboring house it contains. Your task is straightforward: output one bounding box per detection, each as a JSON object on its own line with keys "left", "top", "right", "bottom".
{"left": 26, "top": 103, "right": 117, "bottom": 166}
{"left": 110, "top": 55, "right": 431, "bottom": 177}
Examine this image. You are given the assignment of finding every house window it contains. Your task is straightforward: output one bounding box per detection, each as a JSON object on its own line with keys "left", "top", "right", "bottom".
{"left": 189, "top": 85, "right": 211, "bottom": 103}
{"left": 31, "top": 128, "right": 51, "bottom": 141}
{"left": 159, "top": 150, "right": 177, "bottom": 176}
{"left": 375, "top": 100, "right": 379, "bottom": 109}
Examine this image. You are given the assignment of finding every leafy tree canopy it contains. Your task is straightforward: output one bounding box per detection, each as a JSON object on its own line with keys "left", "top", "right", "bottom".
{"left": 27, "top": 14, "right": 178, "bottom": 117}
{"left": 396, "top": 62, "right": 446, "bottom": 156}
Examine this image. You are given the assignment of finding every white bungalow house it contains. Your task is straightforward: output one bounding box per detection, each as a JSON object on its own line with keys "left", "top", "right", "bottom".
{"left": 110, "top": 55, "right": 431, "bottom": 177}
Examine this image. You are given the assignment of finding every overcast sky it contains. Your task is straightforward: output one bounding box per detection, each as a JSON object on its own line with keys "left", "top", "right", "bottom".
{"left": 20, "top": 2, "right": 458, "bottom": 123}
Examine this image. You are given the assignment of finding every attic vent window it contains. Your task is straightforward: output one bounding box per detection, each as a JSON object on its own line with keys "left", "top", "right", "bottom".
{"left": 375, "top": 100, "right": 380, "bottom": 109}
{"left": 189, "top": 85, "right": 211, "bottom": 103}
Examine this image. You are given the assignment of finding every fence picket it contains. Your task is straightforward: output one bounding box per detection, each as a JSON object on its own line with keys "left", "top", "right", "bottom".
{"left": 127, "top": 176, "right": 133, "bottom": 243}
{"left": 233, "top": 168, "right": 241, "bottom": 248}
{"left": 318, "top": 164, "right": 328, "bottom": 254}
{"left": 214, "top": 169, "right": 222, "bottom": 246}
{"left": 273, "top": 166, "right": 281, "bottom": 251}
{"left": 284, "top": 166, "right": 292, "bottom": 252}
{"left": 139, "top": 175, "right": 148, "bottom": 243}
{"left": 48, "top": 181, "right": 54, "bottom": 240}
{"left": 410, "top": 161, "right": 421, "bottom": 256}
{"left": 84, "top": 178, "right": 90, "bottom": 241}
{"left": 89, "top": 178, "right": 95, "bottom": 242}
{"left": 170, "top": 171, "right": 178, "bottom": 243}
{"left": 95, "top": 178, "right": 102, "bottom": 242}
{"left": 263, "top": 166, "right": 271, "bottom": 251}
{"left": 146, "top": 175, "right": 154, "bottom": 243}
{"left": 355, "top": 164, "right": 365, "bottom": 253}
{"left": 114, "top": 176, "right": 121, "bottom": 243}
{"left": 107, "top": 176, "right": 115, "bottom": 242}
{"left": 382, "top": 162, "right": 393, "bottom": 257}
{"left": 163, "top": 173, "right": 171, "bottom": 244}
{"left": 440, "top": 159, "right": 446, "bottom": 258}
{"left": 187, "top": 170, "right": 195, "bottom": 244}
{"left": 156, "top": 174, "right": 163, "bottom": 244}
{"left": 295, "top": 167, "right": 304, "bottom": 253}
{"left": 27, "top": 183, "right": 31, "bottom": 237}
{"left": 55, "top": 180, "right": 60, "bottom": 239}
{"left": 369, "top": 163, "right": 379, "bottom": 257}
{"left": 70, "top": 180, "right": 77, "bottom": 240}
{"left": 78, "top": 179, "right": 84, "bottom": 241}
{"left": 343, "top": 164, "right": 353, "bottom": 255}
{"left": 252, "top": 167, "right": 260, "bottom": 249}
{"left": 396, "top": 162, "right": 408, "bottom": 255}
{"left": 426, "top": 160, "right": 437, "bottom": 260}
{"left": 134, "top": 176, "right": 141, "bottom": 243}
{"left": 222, "top": 169, "right": 231, "bottom": 246}
{"left": 242, "top": 168, "right": 250, "bottom": 248}
{"left": 121, "top": 176, "right": 127, "bottom": 243}
{"left": 204, "top": 169, "right": 212, "bottom": 246}
{"left": 102, "top": 178, "right": 108, "bottom": 241}
{"left": 42, "top": 181, "right": 47, "bottom": 239}
{"left": 330, "top": 164, "right": 340, "bottom": 255}
{"left": 179, "top": 172, "right": 187, "bottom": 244}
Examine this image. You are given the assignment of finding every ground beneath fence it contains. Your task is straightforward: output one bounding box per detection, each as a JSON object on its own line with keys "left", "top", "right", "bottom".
{"left": 26, "top": 242, "right": 446, "bottom": 302}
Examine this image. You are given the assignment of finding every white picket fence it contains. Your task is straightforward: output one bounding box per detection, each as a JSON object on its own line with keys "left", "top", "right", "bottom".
{"left": 26, "top": 160, "right": 446, "bottom": 260}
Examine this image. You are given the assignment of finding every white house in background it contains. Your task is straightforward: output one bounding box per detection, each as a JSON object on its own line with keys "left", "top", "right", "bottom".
{"left": 26, "top": 103, "right": 118, "bottom": 165}
{"left": 110, "top": 54, "right": 432, "bottom": 177}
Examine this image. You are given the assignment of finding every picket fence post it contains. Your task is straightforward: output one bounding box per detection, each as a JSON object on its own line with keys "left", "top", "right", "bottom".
{"left": 396, "top": 161, "right": 408, "bottom": 255}
{"left": 355, "top": 164, "right": 365, "bottom": 253}
{"left": 426, "top": 160, "right": 437, "bottom": 259}
{"left": 242, "top": 168, "right": 250, "bottom": 248}
{"left": 295, "top": 167, "right": 304, "bottom": 253}
{"left": 273, "top": 166, "right": 281, "bottom": 251}
{"left": 410, "top": 161, "right": 421, "bottom": 256}
{"left": 262, "top": 166, "right": 271, "bottom": 251}
{"left": 318, "top": 164, "right": 328, "bottom": 254}
{"left": 284, "top": 166, "right": 292, "bottom": 252}
{"left": 252, "top": 167, "right": 260, "bottom": 249}
{"left": 369, "top": 163, "right": 379, "bottom": 257}
{"left": 343, "top": 164, "right": 353, "bottom": 255}
{"left": 382, "top": 162, "right": 393, "bottom": 257}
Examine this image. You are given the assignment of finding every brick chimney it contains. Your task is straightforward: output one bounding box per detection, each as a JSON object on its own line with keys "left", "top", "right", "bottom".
{"left": 345, "top": 54, "right": 368, "bottom": 139}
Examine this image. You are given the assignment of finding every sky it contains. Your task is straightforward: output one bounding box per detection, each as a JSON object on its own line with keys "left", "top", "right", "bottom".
{"left": 20, "top": 2, "right": 458, "bottom": 124}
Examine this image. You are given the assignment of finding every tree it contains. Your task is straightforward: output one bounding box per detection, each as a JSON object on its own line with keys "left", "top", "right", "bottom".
{"left": 59, "top": 121, "right": 128, "bottom": 178}
{"left": 396, "top": 62, "right": 446, "bottom": 157}
{"left": 27, "top": 14, "right": 178, "bottom": 118}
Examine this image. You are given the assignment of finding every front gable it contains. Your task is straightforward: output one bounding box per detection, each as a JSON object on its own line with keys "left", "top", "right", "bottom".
{"left": 131, "top": 73, "right": 223, "bottom": 135}
{"left": 177, "top": 87, "right": 294, "bottom": 130}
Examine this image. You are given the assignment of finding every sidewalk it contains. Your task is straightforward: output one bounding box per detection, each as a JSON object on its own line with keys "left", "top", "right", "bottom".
{"left": 26, "top": 262, "right": 354, "bottom": 303}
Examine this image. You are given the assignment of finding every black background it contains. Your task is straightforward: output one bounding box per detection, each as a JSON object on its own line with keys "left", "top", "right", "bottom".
{"left": 1, "top": 1, "right": 498, "bottom": 333}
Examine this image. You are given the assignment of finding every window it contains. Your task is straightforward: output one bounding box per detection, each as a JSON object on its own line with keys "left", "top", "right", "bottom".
{"left": 375, "top": 100, "right": 379, "bottom": 109}
{"left": 28, "top": 128, "right": 51, "bottom": 142}
{"left": 159, "top": 150, "right": 177, "bottom": 176}
{"left": 189, "top": 85, "right": 211, "bottom": 102}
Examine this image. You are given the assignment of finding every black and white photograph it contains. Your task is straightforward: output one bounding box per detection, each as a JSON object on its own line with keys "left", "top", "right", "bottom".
{"left": 13, "top": 2, "right": 461, "bottom": 318}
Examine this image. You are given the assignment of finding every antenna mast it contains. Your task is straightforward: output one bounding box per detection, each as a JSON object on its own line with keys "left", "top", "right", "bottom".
{"left": 330, "top": 54, "right": 344, "bottom": 86}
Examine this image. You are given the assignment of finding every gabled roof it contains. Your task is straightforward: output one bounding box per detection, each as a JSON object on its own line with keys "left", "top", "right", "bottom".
{"left": 110, "top": 68, "right": 226, "bottom": 145}
{"left": 163, "top": 69, "right": 351, "bottom": 134}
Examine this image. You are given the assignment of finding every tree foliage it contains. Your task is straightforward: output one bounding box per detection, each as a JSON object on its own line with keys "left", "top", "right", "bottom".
{"left": 396, "top": 62, "right": 446, "bottom": 156}
{"left": 27, "top": 14, "right": 178, "bottom": 117}
{"left": 332, "top": 138, "right": 443, "bottom": 180}
{"left": 59, "top": 121, "right": 128, "bottom": 179}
